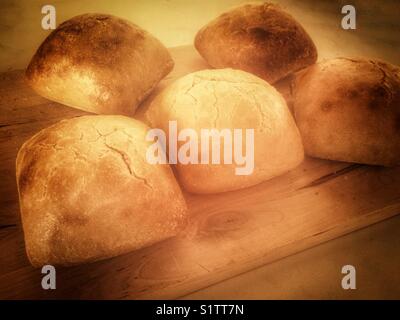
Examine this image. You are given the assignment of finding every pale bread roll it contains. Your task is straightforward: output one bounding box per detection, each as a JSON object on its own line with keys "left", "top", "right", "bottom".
{"left": 16, "top": 116, "right": 187, "bottom": 266}
{"left": 26, "top": 14, "right": 174, "bottom": 116}
{"left": 195, "top": 2, "right": 317, "bottom": 83}
{"left": 145, "top": 68, "right": 304, "bottom": 194}
{"left": 293, "top": 57, "right": 400, "bottom": 166}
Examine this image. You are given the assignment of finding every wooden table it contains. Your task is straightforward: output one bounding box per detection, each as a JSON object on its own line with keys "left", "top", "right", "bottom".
{"left": 1, "top": 45, "right": 400, "bottom": 299}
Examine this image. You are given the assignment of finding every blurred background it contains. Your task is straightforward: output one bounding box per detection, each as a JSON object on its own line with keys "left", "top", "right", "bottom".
{"left": 0, "top": 0, "right": 399, "bottom": 72}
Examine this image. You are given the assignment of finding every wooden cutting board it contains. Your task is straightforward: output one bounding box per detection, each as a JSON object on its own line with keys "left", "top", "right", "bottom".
{"left": 0, "top": 46, "right": 399, "bottom": 299}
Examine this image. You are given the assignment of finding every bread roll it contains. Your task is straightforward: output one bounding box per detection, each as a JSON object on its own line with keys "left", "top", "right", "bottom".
{"left": 16, "top": 115, "right": 187, "bottom": 266}
{"left": 145, "top": 68, "right": 304, "bottom": 194}
{"left": 26, "top": 14, "right": 174, "bottom": 116}
{"left": 194, "top": 2, "right": 317, "bottom": 83}
{"left": 293, "top": 57, "right": 400, "bottom": 166}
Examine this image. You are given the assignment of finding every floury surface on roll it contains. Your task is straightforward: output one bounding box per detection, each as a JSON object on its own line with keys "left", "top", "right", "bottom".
{"left": 16, "top": 116, "right": 187, "bottom": 267}
{"left": 195, "top": 2, "right": 317, "bottom": 83}
{"left": 145, "top": 68, "right": 304, "bottom": 194}
{"left": 26, "top": 14, "right": 174, "bottom": 116}
{"left": 293, "top": 57, "right": 400, "bottom": 166}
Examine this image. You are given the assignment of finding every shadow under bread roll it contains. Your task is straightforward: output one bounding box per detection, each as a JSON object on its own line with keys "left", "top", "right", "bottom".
{"left": 26, "top": 14, "right": 174, "bottom": 116}
{"left": 16, "top": 116, "right": 187, "bottom": 267}
{"left": 293, "top": 57, "right": 400, "bottom": 166}
{"left": 195, "top": 2, "right": 317, "bottom": 84}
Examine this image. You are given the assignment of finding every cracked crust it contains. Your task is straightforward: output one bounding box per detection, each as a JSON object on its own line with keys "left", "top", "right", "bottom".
{"left": 26, "top": 14, "right": 174, "bottom": 116}
{"left": 16, "top": 115, "right": 187, "bottom": 266}
{"left": 194, "top": 2, "right": 317, "bottom": 83}
{"left": 146, "top": 68, "right": 304, "bottom": 193}
{"left": 293, "top": 57, "right": 400, "bottom": 166}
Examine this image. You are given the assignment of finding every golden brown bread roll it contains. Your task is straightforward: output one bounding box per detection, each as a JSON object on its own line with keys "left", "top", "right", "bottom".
{"left": 293, "top": 57, "right": 400, "bottom": 166}
{"left": 26, "top": 14, "right": 174, "bottom": 116}
{"left": 194, "top": 2, "right": 317, "bottom": 83}
{"left": 145, "top": 68, "right": 304, "bottom": 194}
{"left": 16, "top": 115, "right": 187, "bottom": 266}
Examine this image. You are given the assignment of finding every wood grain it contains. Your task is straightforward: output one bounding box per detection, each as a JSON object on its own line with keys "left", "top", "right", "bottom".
{"left": 0, "top": 46, "right": 399, "bottom": 299}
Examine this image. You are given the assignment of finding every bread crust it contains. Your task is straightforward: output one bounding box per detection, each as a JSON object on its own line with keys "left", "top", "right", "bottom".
{"left": 146, "top": 68, "right": 304, "bottom": 193}
{"left": 293, "top": 57, "right": 400, "bottom": 166}
{"left": 195, "top": 2, "right": 317, "bottom": 83}
{"left": 26, "top": 14, "right": 174, "bottom": 116}
{"left": 16, "top": 115, "right": 187, "bottom": 266}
